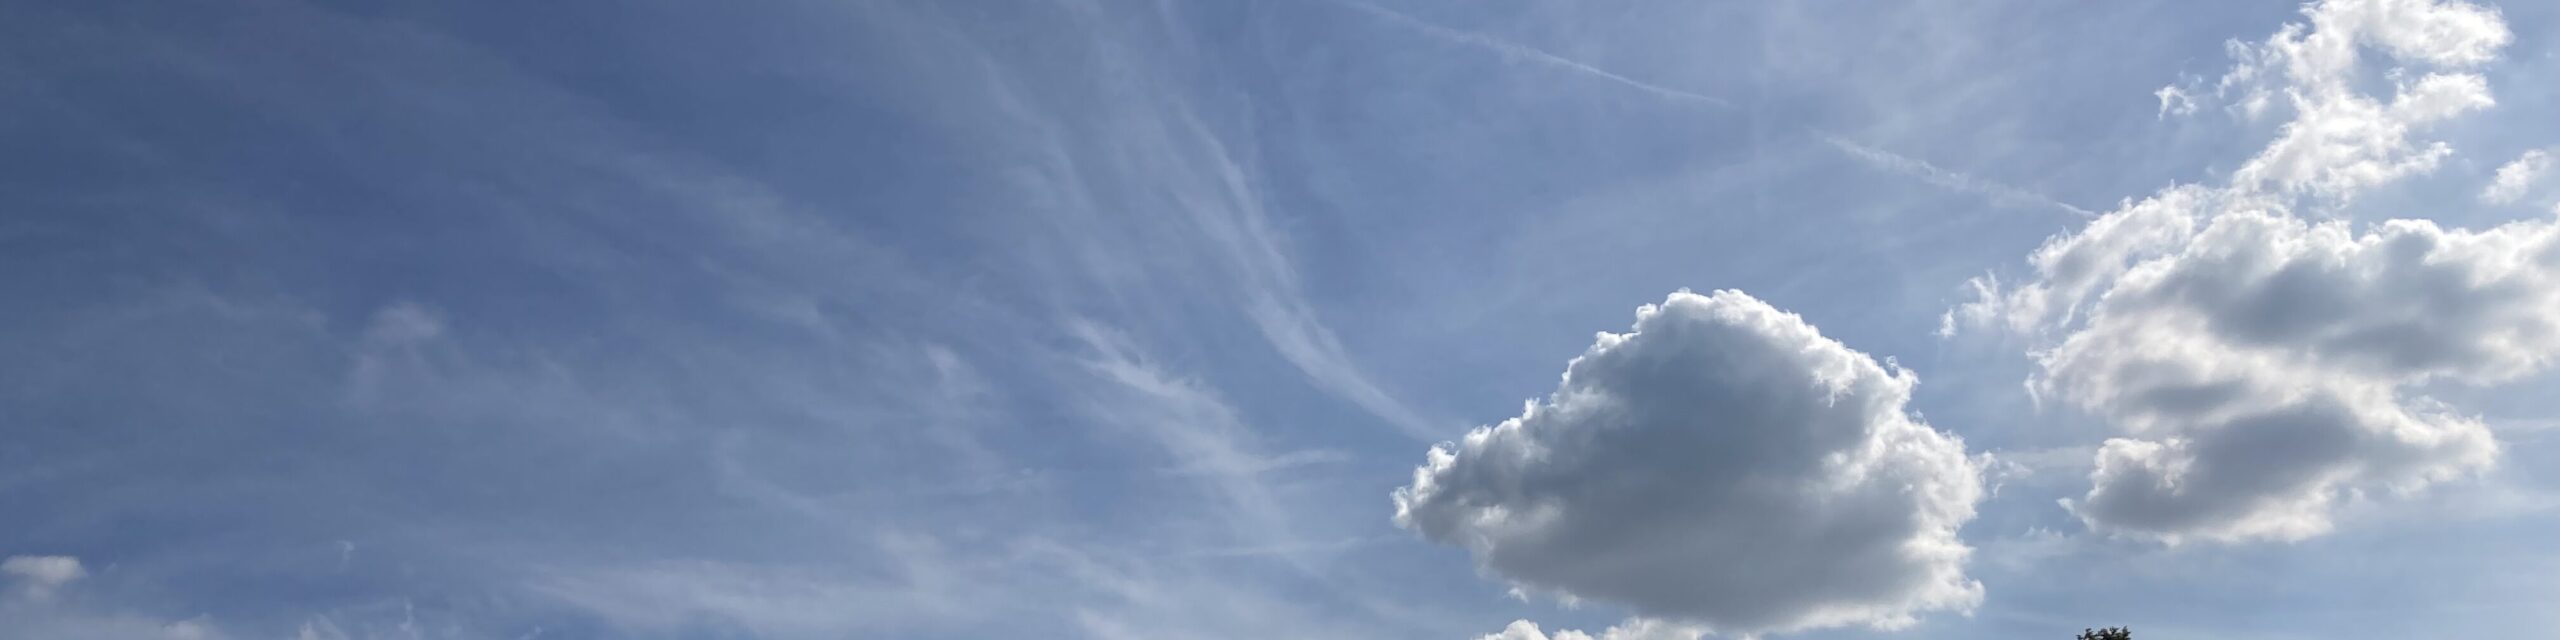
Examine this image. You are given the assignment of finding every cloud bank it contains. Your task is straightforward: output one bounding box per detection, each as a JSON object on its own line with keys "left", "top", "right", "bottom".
{"left": 1396, "top": 291, "right": 1981, "bottom": 634}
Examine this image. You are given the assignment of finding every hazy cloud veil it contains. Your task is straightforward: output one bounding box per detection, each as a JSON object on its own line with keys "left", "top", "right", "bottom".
{"left": 7, "top": 0, "right": 2560, "bottom": 638}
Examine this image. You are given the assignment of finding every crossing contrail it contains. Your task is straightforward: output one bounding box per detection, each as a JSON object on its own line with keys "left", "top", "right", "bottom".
{"left": 1329, "top": 0, "right": 1732, "bottom": 108}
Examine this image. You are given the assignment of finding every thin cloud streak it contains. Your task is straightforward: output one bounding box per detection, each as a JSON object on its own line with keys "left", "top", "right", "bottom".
{"left": 1819, "top": 132, "right": 2099, "bottom": 219}
{"left": 1325, "top": 1, "right": 2088, "bottom": 229}
{"left": 1327, "top": 0, "right": 1732, "bottom": 108}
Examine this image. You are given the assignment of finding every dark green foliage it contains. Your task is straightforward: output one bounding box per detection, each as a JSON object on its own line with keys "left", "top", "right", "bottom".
{"left": 2076, "top": 627, "right": 2130, "bottom": 640}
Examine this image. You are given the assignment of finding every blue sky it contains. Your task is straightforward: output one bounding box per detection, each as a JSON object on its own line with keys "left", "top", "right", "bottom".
{"left": 4, "top": 0, "right": 2559, "bottom": 638}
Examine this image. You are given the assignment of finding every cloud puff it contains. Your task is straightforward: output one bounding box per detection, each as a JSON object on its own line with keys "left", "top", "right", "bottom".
{"left": 1, "top": 556, "right": 221, "bottom": 640}
{"left": 1396, "top": 291, "right": 1982, "bottom": 634}
{"left": 1478, "top": 618, "right": 1704, "bottom": 640}
{"left": 2482, "top": 149, "right": 2551, "bottom": 205}
{"left": 2, "top": 556, "right": 87, "bottom": 596}
{"left": 1953, "top": 0, "right": 2551, "bottom": 544}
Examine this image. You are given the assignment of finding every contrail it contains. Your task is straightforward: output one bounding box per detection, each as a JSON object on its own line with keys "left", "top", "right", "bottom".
{"left": 1328, "top": 0, "right": 2090, "bottom": 221}
{"left": 1816, "top": 132, "right": 2099, "bottom": 219}
{"left": 1328, "top": 0, "right": 1731, "bottom": 108}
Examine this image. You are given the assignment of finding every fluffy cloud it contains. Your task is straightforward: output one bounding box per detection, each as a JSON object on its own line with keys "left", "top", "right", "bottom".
{"left": 1956, "top": 0, "right": 2553, "bottom": 543}
{"left": 2482, "top": 149, "right": 2551, "bottom": 205}
{"left": 2040, "top": 211, "right": 2560, "bottom": 541}
{"left": 2048, "top": 214, "right": 2560, "bottom": 388}
{"left": 2, "top": 555, "right": 87, "bottom": 598}
{"left": 2199, "top": 0, "right": 2509, "bottom": 199}
{"left": 1396, "top": 291, "right": 1982, "bottom": 634}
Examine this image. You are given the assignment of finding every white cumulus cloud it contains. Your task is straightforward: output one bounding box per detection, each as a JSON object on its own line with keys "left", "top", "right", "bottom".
{"left": 1396, "top": 291, "right": 1982, "bottom": 634}
{"left": 1953, "top": 0, "right": 2556, "bottom": 544}
{"left": 2040, "top": 211, "right": 2560, "bottom": 542}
